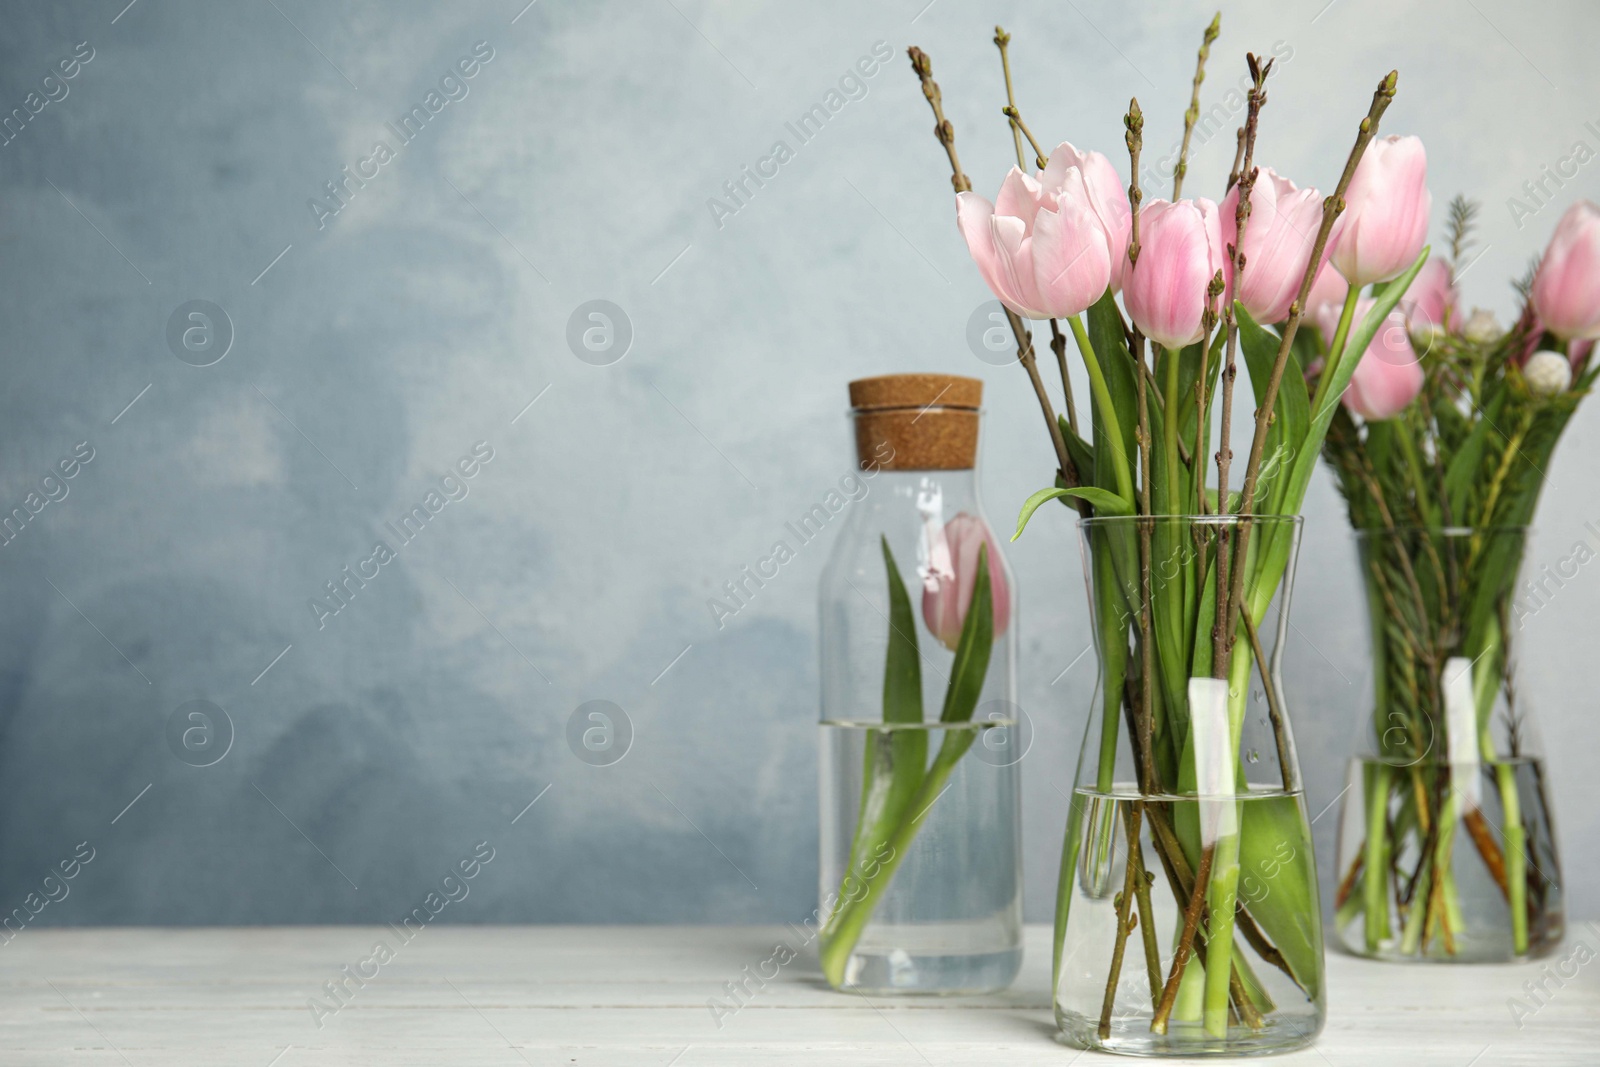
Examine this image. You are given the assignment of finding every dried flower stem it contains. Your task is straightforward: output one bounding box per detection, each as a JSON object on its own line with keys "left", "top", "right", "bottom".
{"left": 1221, "top": 70, "right": 1399, "bottom": 651}
{"left": 1173, "top": 12, "right": 1221, "bottom": 199}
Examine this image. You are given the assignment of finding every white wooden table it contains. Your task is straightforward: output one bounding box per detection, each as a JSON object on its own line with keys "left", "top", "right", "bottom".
{"left": 1, "top": 925, "right": 1593, "bottom": 1064}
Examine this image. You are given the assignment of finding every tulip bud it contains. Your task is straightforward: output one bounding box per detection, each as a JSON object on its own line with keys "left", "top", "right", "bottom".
{"left": 1529, "top": 201, "right": 1600, "bottom": 340}
{"left": 1221, "top": 168, "right": 1325, "bottom": 324}
{"left": 1317, "top": 297, "right": 1423, "bottom": 420}
{"left": 1524, "top": 350, "right": 1573, "bottom": 397}
{"left": 921, "top": 513, "right": 1011, "bottom": 652}
{"left": 1123, "top": 198, "right": 1227, "bottom": 349}
{"left": 1328, "top": 135, "right": 1432, "bottom": 288}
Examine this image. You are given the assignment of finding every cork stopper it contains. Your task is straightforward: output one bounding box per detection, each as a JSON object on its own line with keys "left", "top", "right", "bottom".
{"left": 848, "top": 374, "right": 982, "bottom": 471}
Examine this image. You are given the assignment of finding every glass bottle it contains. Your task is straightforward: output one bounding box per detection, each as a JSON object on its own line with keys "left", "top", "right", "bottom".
{"left": 816, "top": 374, "right": 1022, "bottom": 995}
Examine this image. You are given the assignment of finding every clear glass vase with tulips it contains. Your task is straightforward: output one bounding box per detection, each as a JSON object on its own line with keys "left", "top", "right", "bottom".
{"left": 1317, "top": 197, "right": 1589, "bottom": 961}
{"left": 904, "top": 17, "right": 1429, "bottom": 1054}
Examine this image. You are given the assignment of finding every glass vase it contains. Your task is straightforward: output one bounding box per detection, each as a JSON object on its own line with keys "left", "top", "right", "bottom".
{"left": 816, "top": 374, "right": 1021, "bottom": 995}
{"left": 1054, "top": 515, "right": 1324, "bottom": 1056}
{"left": 1334, "top": 526, "right": 1564, "bottom": 962}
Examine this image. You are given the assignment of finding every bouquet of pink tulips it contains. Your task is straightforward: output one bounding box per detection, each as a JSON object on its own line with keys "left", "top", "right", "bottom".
{"left": 905, "top": 16, "right": 1431, "bottom": 1050}
{"left": 1318, "top": 197, "right": 1596, "bottom": 961}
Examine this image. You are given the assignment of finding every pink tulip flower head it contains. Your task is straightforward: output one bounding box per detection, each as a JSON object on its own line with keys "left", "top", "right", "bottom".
{"left": 1305, "top": 262, "right": 1350, "bottom": 323}
{"left": 1221, "top": 168, "right": 1325, "bottom": 324}
{"left": 921, "top": 513, "right": 1011, "bottom": 652}
{"left": 1399, "top": 257, "right": 1460, "bottom": 338}
{"left": 1039, "top": 142, "right": 1133, "bottom": 290}
{"left": 1329, "top": 135, "right": 1432, "bottom": 287}
{"left": 1317, "top": 298, "right": 1423, "bottom": 420}
{"left": 1123, "top": 198, "right": 1227, "bottom": 350}
{"left": 1530, "top": 200, "right": 1600, "bottom": 340}
{"left": 957, "top": 163, "right": 1115, "bottom": 320}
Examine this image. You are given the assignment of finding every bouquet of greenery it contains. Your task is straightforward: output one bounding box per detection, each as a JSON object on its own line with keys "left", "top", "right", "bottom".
{"left": 1318, "top": 196, "right": 1594, "bottom": 959}
{"left": 905, "top": 15, "right": 1429, "bottom": 1051}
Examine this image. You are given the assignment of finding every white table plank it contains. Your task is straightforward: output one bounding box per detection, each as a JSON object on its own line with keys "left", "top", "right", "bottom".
{"left": 0, "top": 925, "right": 1591, "bottom": 1064}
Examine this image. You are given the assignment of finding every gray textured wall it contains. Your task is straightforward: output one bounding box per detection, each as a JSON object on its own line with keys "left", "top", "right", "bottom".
{"left": 0, "top": 0, "right": 1594, "bottom": 929}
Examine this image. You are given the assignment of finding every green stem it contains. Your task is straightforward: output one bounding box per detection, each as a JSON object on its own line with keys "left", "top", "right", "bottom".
{"left": 819, "top": 730, "right": 978, "bottom": 986}
{"left": 1310, "top": 287, "right": 1361, "bottom": 414}
{"left": 1496, "top": 762, "right": 1528, "bottom": 954}
{"left": 1431, "top": 783, "right": 1462, "bottom": 954}
{"left": 1362, "top": 761, "right": 1392, "bottom": 952}
{"left": 1163, "top": 347, "right": 1183, "bottom": 514}
{"left": 1201, "top": 643, "right": 1251, "bottom": 1036}
{"left": 1070, "top": 315, "right": 1135, "bottom": 506}
{"left": 1399, "top": 855, "right": 1431, "bottom": 955}
{"left": 1472, "top": 617, "right": 1527, "bottom": 954}
{"left": 1394, "top": 425, "right": 1438, "bottom": 527}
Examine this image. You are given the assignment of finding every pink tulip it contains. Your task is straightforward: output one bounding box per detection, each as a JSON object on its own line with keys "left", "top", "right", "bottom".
{"left": 1399, "top": 257, "right": 1460, "bottom": 336}
{"left": 1123, "top": 198, "right": 1227, "bottom": 350}
{"left": 921, "top": 513, "right": 1011, "bottom": 652}
{"left": 1040, "top": 142, "right": 1133, "bottom": 290}
{"left": 957, "top": 165, "right": 1114, "bottom": 320}
{"left": 1316, "top": 298, "right": 1423, "bottom": 419}
{"left": 1305, "top": 262, "right": 1350, "bottom": 322}
{"left": 1530, "top": 200, "right": 1600, "bottom": 340}
{"left": 1328, "top": 135, "right": 1432, "bottom": 287}
{"left": 1221, "top": 168, "right": 1325, "bottom": 323}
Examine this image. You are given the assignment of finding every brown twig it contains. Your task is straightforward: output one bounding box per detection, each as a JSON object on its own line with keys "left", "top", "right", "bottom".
{"left": 1050, "top": 319, "right": 1081, "bottom": 437}
{"left": 1130, "top": 807, "right": 1164, "bottom": 1010}
{"left": 905, "top": 45, "right": 1082, "bottom": 499}
{"left": 994, "top": 26, "right": 1047, "bottom": 170}
{"left": 1227, "top": 126, "right": 1247, "bottom": 191}
{"left": 907, "top": 47, "right": 970, "bottom": 194}
{"left": 1152, "top": 844, "right": 1216, "bottom": 1033}
{"left": 1011, "top": 309, "right": 1082, "bottom": 494}
{"left": 1463, "top": 807, "right": 1511, "bottom": 901}
{"left": 993, "top": 27, "right": 1028, "bottom": 170}
{"left": 1241, "top": 608, "right": 1294, "bottom": 792}
{"left": 1124, "top": 99, "right": 1158, "bottom": 795}
{"left": 1212, "top": 54, "right": 1270, "bottom": 675}
{"left": 1233, "top": 900, "right": 1298, "bottom": 992}
{"left": 1172, "top": 12, "right": 1222, "bottom": 199}
{"left": 1222, "top": 70, "right": 1399, "bottom": 657}
{"left": 1334, "top": 851, "right": 1365, "bottom": 909}
{"left": 1195, "top": 271, "right": 1226, "bottom": 514}
{"left": 1003, "top": 107, "right": 1049, "bottom": 170}
{"left": 1098, "top": 803, "right": 1145, "bottom": 1039}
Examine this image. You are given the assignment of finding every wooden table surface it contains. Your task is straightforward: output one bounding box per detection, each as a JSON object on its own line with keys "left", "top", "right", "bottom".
{"left": 0, "top": 924, "right": 1593, "bottom": 1064}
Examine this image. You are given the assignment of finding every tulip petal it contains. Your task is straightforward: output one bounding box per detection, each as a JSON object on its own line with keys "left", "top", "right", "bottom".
{"left": 957, "top": 192, "right": 1030, "bottom": 317}
{"left": 1029, "top": 174, "right": 1113, "bottom": 319}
